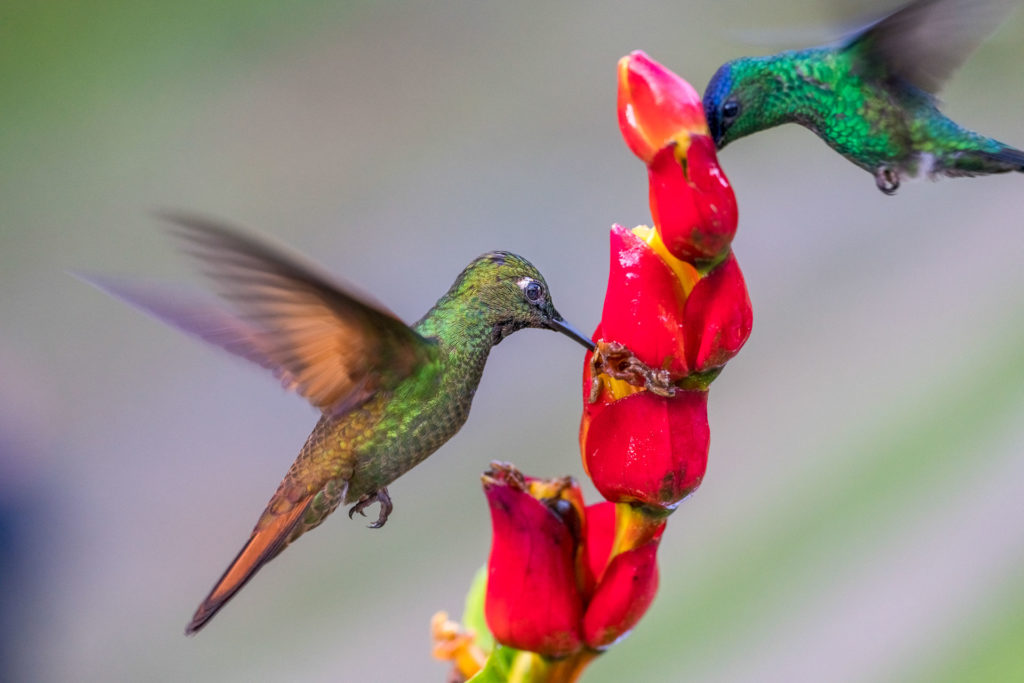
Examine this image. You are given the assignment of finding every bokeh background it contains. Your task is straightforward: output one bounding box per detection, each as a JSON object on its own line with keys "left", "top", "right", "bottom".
{"left": 3, "top": 1, "right": 1023, "bottom": 680}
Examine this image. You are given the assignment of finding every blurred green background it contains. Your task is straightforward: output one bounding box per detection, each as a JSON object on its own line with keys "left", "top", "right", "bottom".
{"left": 2, "top": 1, "right": 1023, "bottom": 681}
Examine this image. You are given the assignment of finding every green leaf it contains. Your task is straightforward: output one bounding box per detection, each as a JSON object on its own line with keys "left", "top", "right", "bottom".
{"left": 467, "top": 645, "right": 520, "bottom": 682}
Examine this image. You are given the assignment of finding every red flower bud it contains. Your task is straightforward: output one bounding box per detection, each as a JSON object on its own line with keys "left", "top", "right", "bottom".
{"left": 582, "top": 541, "right": 661, "bottom": 649}
{"left": 483, "top": 466, "right": 583, "bottom": 657}
{"left": 480, "top": 466, "right": 669, "bottom": 659}
{"left": 599, "top": 224, "right": 689, "bottom": 377}
{"left": 618, "top": 50, "right": 738, "bottom": 264}
{"left": 583, "top": 389, "right": 709, "bottom": 508}
{"left": 683, "top": 252, "right": 752, "bottom": 372}
{"left": 617, "top": 50, "right": 708, "bottom": 164}
{"left": 648, "top": 137, "right": 738, "bottom": 263}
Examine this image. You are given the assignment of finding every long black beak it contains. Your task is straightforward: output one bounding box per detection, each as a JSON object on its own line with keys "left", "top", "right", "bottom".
{"left": 549, "top": 314, "right": 595, "bottom": 351}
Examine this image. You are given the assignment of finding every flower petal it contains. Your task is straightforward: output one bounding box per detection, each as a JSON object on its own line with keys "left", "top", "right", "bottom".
{"left": 617, "top": 50, "right": 708, "bottom": 164}
{"left": 599, "top": 224, "right": 689, "bottom": 377}
{"left": 687, "top": 134, "right": 738, "bottom": 254}
{"left": 583, "top": 389, "right": 710, "bottom": 508}
{"left": 582, "top": 541, "right": 660, "bottom": 649}
{"left": 483, "top": 469, "right": 583, "bottom": 657}
{"left": 683, "top": 252, "right": 752, "bottom": 372}
{"left": 648, "top": 138, "right": 737, "bottom": 263}
{"left": 582, "top": 501, "right": 616, "bottom": 592}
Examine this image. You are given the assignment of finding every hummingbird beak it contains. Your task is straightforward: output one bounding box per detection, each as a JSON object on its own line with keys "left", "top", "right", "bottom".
{"left": 704, "top": 106, "right": 723, "bottom": 147}
{"left": 548, "top": 314, "right": 595, "bottom": 351}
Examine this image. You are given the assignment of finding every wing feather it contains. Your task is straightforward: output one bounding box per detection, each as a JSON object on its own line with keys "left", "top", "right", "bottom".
{"left": 85, "top": 213, "right": 436, "bottom": 415}
{"left": 847, "top": 0, "right": 1017, "bottom": 93}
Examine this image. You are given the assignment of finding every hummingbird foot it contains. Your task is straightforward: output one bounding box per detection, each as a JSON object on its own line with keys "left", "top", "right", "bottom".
{"left": 348, "top": 488, "right": 393, "bottom": 529}
{"left": 874, "top": 166, "right": 900, "bottom": 195}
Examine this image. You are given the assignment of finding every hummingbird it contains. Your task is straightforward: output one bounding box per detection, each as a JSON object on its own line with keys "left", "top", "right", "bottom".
{"left": 87, "top": 214, "right": 594, "bottom": 634}
{"left": 702, "top": 0, "right": 1024, "bottom": 194}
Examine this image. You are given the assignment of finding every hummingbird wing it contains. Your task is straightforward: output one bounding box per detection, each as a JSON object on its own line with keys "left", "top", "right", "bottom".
{"left": 95, "top": 213, "right": 437, "bottom": 416}
{"left": 845, "top": 0, "right": 1017, "bottom": 94}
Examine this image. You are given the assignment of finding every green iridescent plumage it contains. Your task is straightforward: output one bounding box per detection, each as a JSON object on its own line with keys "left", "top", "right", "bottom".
{"left": 89, "top": 214, "right": 592, "bottom": 634}
{"left": 703, "top": 0, "right": 1024, "bottom": 193}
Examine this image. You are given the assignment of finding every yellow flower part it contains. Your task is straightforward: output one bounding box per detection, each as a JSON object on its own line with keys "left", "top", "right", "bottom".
{"left": 430, "top": 611, "right": 486, "bottom": 680}
{"left": 598, "top": 374, "right": 644, "bottom": 402}
{"left": 631, "top": 225, "right": 701, "bottom": 296}
{"left": 610, "top": 502, "right": 668, "bottom": 557}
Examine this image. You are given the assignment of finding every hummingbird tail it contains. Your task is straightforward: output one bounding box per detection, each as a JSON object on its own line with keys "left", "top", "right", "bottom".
{"left": 185, "top": 496, "right": 314, "bottom": 635}
{"left": 941, "top": 145, "right": 1024, "bottom": 177}
{"left": 991, "top": 146, "right": 1024, "bottom": 172}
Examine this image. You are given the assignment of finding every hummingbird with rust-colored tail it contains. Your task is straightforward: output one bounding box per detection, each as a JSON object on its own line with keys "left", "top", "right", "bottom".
{"left": 703, "top": 0, "right": 1024, "bottom": 194}
{"left": 87, "top": 214, "right": 593, "bottom": 634}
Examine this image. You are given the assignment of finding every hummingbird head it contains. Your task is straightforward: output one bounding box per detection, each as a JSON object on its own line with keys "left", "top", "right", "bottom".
{"left": 703, "top": 63, "right": 736, "bottom": 147}
{"left": 453, "top": 251, "right": 594, "bottom": 351}
{"left": 705, "top": 53, "right": 818, "bottom": 150}
{"left": 703, "top": 58, "right": 776, "bottom": 149}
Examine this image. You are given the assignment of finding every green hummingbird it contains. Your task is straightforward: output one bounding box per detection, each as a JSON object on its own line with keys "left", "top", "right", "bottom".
{"left": 702, "top": 0, "right": 1024, "bottom": 194}
{"left": 88, "top": 214, "right": 593, "bottom": 634}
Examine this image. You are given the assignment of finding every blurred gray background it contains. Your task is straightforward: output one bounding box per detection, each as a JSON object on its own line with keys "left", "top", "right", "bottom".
{"left": 2, "top": 1, "right": 1023, "bottom": 680}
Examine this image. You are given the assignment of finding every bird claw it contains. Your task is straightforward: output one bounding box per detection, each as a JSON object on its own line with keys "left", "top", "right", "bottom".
{"left": 347, "top": 488, "right": 393, "bottom": 529}
{"left": 875, "top": 166, "right": 900, "bottom": 195}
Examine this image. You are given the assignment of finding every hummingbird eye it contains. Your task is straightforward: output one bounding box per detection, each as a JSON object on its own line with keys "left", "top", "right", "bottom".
{"left": 520, "top": 279, "right": 545, "bottom": 304}
{"left": 722, "top": 100, "right": 740, "bottom": 121}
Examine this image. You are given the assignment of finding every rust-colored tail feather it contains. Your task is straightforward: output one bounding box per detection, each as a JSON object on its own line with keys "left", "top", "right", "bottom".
{"left": 186, "top": 497, "right": 312, "bottom": 634}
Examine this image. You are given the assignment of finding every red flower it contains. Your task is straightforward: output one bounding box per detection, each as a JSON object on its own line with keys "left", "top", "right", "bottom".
{"left": 581, "top": 54, "right": 748, "bottom": 510}
{"left": 581, "top": 223, "right": 717, "bottom": 510}
{"left": 483, "top": 466, "right": 583, "bottom": 657}
{"left": 482, "top": 464, "right": 664, "bottom": 656}
{"left": 599, "top": 224, "right": 691, "bottom": 378}
{"left": 617, "top": 50, "right": 707, "bottom": 164}
{"left": 619, "top": 50, "right": 738, "bottom": 264}
{"left": 440, "top": 49, "right": 755, "bottom": 681}
{"left": 683, "top": 252, "right": 752, "bottom": 372}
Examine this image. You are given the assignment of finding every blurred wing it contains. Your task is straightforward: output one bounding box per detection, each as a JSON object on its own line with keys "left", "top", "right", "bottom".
{"left": 846, "top": 0, "right": 1017, "bottom": 93}
{"left": 88, "top": 213, "right": 436, "bottom": 415}
{"left": 79, "top": 273, "right": 297, "bottom": 371}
